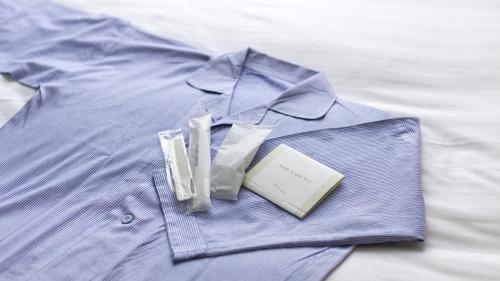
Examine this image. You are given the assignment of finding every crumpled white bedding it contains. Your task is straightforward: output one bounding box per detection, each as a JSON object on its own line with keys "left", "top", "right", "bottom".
{"left": 1, "top": 0, "right": 499, "bottom": 280}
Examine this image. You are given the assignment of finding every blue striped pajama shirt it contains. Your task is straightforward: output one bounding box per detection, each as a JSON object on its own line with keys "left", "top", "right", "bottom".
{"left": 0, "top": 1, "right": 425, "bottom": 280}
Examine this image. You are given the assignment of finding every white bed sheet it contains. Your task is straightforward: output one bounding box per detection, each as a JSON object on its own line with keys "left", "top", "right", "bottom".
{"left": 1, "top": 0, "right": 499, "bottom": 280}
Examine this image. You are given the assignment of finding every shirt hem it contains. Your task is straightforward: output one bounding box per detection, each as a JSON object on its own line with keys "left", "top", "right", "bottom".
{"left": 289, "top": 246, "right": 354, "bottom": 281}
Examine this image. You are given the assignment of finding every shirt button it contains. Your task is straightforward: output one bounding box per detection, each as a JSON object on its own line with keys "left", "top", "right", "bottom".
{"left": 121, "top": 214, "right": 134, "bottom": 224}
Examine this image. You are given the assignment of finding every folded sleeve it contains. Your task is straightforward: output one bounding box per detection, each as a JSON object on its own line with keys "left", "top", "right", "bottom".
{"left": 153, "top": 118, "right": 425, "bottom": 261}
{"left": 0, "top": 0, "right": 132, "bottom": 87}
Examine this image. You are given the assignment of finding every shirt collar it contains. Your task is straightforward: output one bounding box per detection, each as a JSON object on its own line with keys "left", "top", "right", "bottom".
{"left": 186, "top": 48, "right": 336, "bottom": 121}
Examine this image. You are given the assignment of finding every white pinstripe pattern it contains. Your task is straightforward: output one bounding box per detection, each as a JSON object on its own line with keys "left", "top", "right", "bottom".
{"left": 0, "top": 1, "right": 425, "bottom": 280}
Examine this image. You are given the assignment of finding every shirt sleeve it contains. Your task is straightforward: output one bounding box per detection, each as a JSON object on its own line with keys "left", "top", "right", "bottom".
{"left": 153, "top": 118, "right": 425, "bottom": 262}
{"left": 0, "top": 0, "right": 129, "bottom": 87}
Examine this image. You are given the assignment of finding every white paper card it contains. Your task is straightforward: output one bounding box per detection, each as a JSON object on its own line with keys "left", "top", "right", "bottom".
{"left": 243, "top": 144, "right": 344, "bottom": 218}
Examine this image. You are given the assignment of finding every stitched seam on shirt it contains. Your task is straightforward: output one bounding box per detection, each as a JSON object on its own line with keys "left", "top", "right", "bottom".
{"left": 245, "top": 65, "right": 331, "bottom": 94}
{"left": 335, "top": 99, "right": 360, "bottom": 117}
{"left": 205, "top": 227, "right": 424, "bottom": 253}
{"left": 166, "top": 214, "right": 207, "bottom": 258}
{"left": 152, "top": 169, "right": 208, "bottom": 259}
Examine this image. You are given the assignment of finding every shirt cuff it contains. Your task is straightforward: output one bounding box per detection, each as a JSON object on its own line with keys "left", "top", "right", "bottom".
{"left": 153, "top": 168, "right": 355, "bottom": 279}
{"left": 152, "top": 169, "right": 208, "bottom": 260}
{"left": 152, "top": 167, "right": 424, "bottom": 262}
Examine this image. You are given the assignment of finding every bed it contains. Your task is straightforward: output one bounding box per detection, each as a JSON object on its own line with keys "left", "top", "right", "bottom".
{"left": 1, "top": 0, "right": 499, "bottom": 280}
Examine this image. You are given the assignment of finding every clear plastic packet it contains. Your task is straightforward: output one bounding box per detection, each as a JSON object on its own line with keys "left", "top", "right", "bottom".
{"left": 210, "top": 122, "right": 274, "bottom": 200}
{"left": 186, "top": 113, "right": 212, "bottom": 213}
{"left": 158, "top": 129, "right": 195, "bottom": 201}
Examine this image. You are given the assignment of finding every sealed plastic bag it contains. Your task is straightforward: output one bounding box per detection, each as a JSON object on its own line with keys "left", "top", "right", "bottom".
{"left": 210, "top": 122, "right": 274, "bottom": 200}
{"left": 186, "top": 113, "right": 212, "bottom": 213}
{"left": 158, "top": 129, "right": 195, "bottom": 201}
